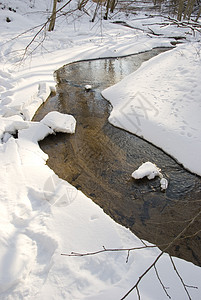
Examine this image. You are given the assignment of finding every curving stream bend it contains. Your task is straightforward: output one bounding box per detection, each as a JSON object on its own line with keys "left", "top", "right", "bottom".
{"left": 34, "top": 49, "right": 201, "bottom": 266}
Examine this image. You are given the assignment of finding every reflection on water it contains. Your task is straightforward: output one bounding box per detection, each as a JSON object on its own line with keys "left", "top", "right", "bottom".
{"left": 34, "top": 49, "right": 201, "bottom": 266}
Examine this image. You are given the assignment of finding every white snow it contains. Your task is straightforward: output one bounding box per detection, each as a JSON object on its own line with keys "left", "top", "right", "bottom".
{"left": 41, "top": 111, "right": 76, "bottom": 134}
{"left": 102, "top": 42, "right": 201, "bottom": 176}
{"left": 0, "top": 0, "right": 201, "bottom": 299}
{"left": 132, "top": 161, "right": 162, "bottom": 180}
{"left": 132, "top": 161, "right": 168, "bottom": 191}
{"left": 160, "top": 177, "right": 168, "bottom": 191}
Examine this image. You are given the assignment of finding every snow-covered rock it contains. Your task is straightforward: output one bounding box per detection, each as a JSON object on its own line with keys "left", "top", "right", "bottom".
{"left": 40, "top": 111, "right": 76, "bottom": 134}
{"left": 132, "top": 161, "right": 162, "bottom": 180}
{"left": 160, "top": 177, "right": 168, "bottom": 191}
{"left": 132, "top": 161, "right": 169, "bottom": 192}
{"left": 85, "top": 84, "right": 92, "bottom": 91}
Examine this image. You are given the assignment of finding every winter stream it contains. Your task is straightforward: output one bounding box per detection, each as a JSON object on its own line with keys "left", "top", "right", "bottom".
{"left": 34, "top": 49, "right": 201, "bottom": 266}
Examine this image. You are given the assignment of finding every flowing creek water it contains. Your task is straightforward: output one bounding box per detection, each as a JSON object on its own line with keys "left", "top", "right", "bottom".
{"left": 34, "top": 49, "right": 201, "bottom": 266}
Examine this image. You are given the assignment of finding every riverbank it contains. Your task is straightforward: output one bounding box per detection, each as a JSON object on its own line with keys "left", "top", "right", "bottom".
{"left": 102, "top": 42, "right": 201, "bottom": 176}
{"left": 35, "top": 52, "right": 201, "bottom": 268}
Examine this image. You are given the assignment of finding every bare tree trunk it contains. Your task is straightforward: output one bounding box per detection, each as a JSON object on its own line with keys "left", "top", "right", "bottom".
{"left": 195, "top": 5, "right": 201, "bottom": 21}
{"left": 110, "top": 0, "right": 116, "bottom": 13}
{"left": 184, "top": 0, "right": 196, "bottom": 19}
{"left": 104, "top": 0, "right": 111, "bottom": 20}
{"left": 178, "top": 0, "right": 184, "bottom": 20}
{"left": 92, "top": 0, "right": 106, "bottom": 22}
{"left": 78, "top": 0, "right": 89, "bottom": 10}
{"left": 48, "top": 0, "right": 57, "bottom": 31}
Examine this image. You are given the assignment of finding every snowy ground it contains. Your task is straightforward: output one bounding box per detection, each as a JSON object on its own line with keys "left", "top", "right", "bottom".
{"left": 102, "top": 42, "right": 201, "bottom": 176}
{"left": 0, "top": 0, "right": 201, "bottom": 299}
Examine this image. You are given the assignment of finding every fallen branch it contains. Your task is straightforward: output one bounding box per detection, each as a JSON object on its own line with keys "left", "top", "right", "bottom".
{"left": 61, "top": 243, "right": 164, "bottom": 258}
{"left": 165, "top": 15, "right": 201, "bottom": 34}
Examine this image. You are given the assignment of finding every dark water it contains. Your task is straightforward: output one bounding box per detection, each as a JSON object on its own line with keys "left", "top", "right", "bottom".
{"left": 34, "top": 49, "right": 201, "bottom": 266}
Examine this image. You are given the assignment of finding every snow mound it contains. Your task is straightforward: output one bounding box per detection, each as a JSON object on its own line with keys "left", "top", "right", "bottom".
{"left": 132, "top": 162, "right": 168, "bottom": 191}
{"left": 40, "top": 111, "right": 76, "bottom": 134}
{"left": 16, "top": 83, "right": 52, "bottom": 121}
{"left": 0, "top": 115, "right": 29, "bottom": 142}
{"left": 132, "top": 162, "right": 162, "bottom": 180}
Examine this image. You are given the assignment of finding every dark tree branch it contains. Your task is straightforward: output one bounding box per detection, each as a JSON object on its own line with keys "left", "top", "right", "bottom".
{"left": 61, "top": 244, "right": 163, "bottom": 257}
{"left": 120, "top": 250, "right": 164, "bottom": 300}
{"left": 136, "top": 286, "right": 141, "bottom": 300}
{"left": 126, "top": 250, "right": 130, "bottom": 263}
{"left": 169, "top": 255, "right": 198, "bottom": 300}
{"left": 154, "top": 265, "right": 171, "bottom": 299}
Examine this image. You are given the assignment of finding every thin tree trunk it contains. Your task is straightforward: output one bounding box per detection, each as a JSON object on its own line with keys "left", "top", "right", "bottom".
{"left": 110, "top": 0, "right": 116, "bottom": 13}
{"left": 48, "top": 0, "right": 57, "bottom": 31}
{"left": 104, "top": 0, "right": 111, "bottom": 20}
{"left": 92, "top": 1, "right": 100, "bottom": 22}
{"left": 178, "top": 0, "right": 184, "bottom": 20}
{"left": 195, "top": 5, "right": 201, "bottom": 21}
{"left": 78, "top": 0, "right": 89, "bottom": 10}
{"left": 184, "top": 0, "right": 196, "bottom": 19}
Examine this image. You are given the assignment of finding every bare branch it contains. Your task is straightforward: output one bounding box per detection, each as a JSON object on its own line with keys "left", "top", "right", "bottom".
{"left": 136, "top": 286, "right": 141, "bottom": 300}
{"left": 24, "top": 22, "right": 47, "bottom": 56}
{"left": 1, "top": 22, "right": 46, "bottom": 46}
{"left": 126, "top": 250, "right": 130, "bottom": 263}
{"left": 61, "top": 203, "right": 201, "bottom": 299}
{"left": 166, "top": 15, "right": 201, "bottom": 34}
{"left": 61, "top": 244, "right": 161, "bottom": 257}
{"left": 169, "top": 255, "right": 198, "bottom": 300}
{"left": 120, "top": 250, "right": 164, "bottom": 300}
{"left": 154, "top": 265, "right": 171, "bottom": 299}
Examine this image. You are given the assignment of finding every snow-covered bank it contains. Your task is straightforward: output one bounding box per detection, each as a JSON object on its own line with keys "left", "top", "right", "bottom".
{"left": 0, "top": 0, "right": 201, "bottom": 299}
{"left": 102, "top": 42, "right": 201, "bottom": 176}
